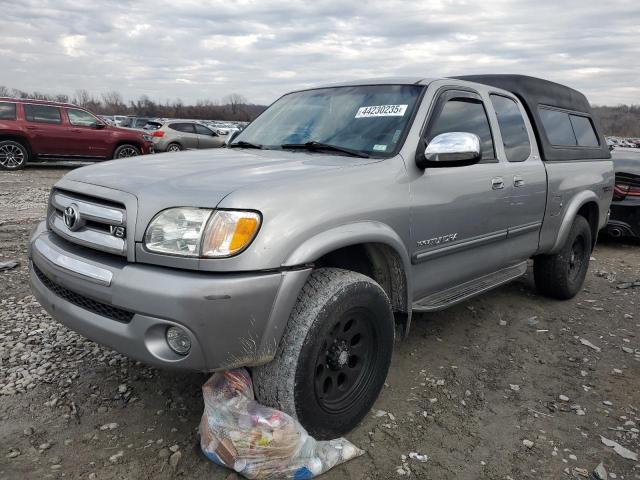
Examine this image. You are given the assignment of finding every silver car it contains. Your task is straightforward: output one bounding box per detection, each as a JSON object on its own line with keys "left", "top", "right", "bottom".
{"left": 151, "top": 121, "right": 225, "bottom": 152}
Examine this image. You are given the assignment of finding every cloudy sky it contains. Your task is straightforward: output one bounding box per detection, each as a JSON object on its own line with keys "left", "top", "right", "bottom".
{"left": 1, "top": 0, "right": 638, "bottom": 106}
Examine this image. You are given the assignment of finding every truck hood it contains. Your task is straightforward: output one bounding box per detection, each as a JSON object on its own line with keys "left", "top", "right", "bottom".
{"left": 65, "top": 148, "right": 374, "bottom": 200}
{"left": 61, "top": 148, "right": 378, "bottom": 241}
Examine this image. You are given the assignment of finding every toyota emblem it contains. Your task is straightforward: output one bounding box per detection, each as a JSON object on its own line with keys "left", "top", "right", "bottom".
{"left": 63, "top": 204, "right": 80, "bottom": 231}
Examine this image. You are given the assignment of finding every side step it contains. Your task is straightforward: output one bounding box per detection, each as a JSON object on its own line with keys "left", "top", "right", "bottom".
{"left": 412, "top": 261, "right": 528, "bottom": 312}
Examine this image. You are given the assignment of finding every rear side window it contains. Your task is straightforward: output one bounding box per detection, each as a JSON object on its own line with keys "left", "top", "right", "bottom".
{"left": 134, "top": 118, "right": 148, "bottom": 128}
{"left": 24, "top": 104, "right": 62, "bottom": 124}
{"left": 428, "top": 98, "right": 495, "bottom": 160}
{"left": 169, "top": 123, "right": 195, "bottom": 133}
{"left": 490, "top": 95, "right": 530, "bottom": 162}
{"left": 0, "top": 102, "right": 17, "bottom": 120}
{"left": 569, "top": 115, "right": 599, "bottom": 147}
{"left": 538, "top": 107, "right": 600, "bottom": 148}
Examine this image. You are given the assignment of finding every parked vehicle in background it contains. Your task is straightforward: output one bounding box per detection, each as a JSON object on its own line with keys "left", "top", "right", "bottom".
{"left": 29, "top": 75, "right": 613, "bottom": 438}
{"left": 151, "top": 120, "right": 225, "bottom": 152}
{"left": 99, "top": 115, "right": 116, "bottom": 126}
{"left": 113, "top": 115, "right": 127, "bottom": 126}
{"left": 0, "top": 97, "right": 153, "bottom": 169}
{"left": 119, "top": 116, "right": 162, "bottom": 130}
{"left": 606, "top": 148, "right": 640, "bottom": 239}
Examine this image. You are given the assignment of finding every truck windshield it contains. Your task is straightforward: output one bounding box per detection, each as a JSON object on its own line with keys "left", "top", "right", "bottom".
{"left": 232, "top": 84, "right": 424, "bottom": 157}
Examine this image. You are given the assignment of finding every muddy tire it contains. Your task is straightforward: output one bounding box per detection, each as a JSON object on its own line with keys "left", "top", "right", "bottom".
{"left": 534, "top": 215, "right": 592, "bottom": 300}
{"left": 0, "top": 140, "right": 29, "bottom": 170}
{"left": 252, "top": 268, "right": 394, "bottom": 439}
{"left": 113, "top": 144, "right": 140, "bottom": 159}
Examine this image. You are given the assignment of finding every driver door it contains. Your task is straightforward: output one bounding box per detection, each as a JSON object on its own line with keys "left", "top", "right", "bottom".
{"left": 410, "top": 89, "right": 512, "bottom": 300}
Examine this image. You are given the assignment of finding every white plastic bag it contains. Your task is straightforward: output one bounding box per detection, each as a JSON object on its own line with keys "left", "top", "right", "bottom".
{"left": 199, "top": 369, "right": 363, "bottom": 479}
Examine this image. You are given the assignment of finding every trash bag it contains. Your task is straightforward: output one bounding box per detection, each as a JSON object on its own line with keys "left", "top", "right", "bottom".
{"left": 199, "top": 369, "right": 364, "bottom": 479}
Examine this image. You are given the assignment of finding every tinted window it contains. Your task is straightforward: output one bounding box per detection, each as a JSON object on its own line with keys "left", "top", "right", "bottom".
{"left": 194, "top": 124, "right": 214, "bottom": 136}
{"left": 0, "top": 102, "right": 17, "bottom": 120}
{"left": 428, "top": 98, "right": 495, "bottom": 160}
{"left": 134, "top": 118, "right": 149, "bottom": 128}
{"left": 169, "top": 123, "right": 195, "bottom": 133}
{"left": 570, "top": 115, "right": 599, "bottom": 147}
{"left": 538, "top": 108, "right": 576, "bottom": 146}
{"left": 24, "top": 104, "right": 62, "bottom": 124}
{"left": 490, "top": 95, "right": 530, "bottom": 162}
{"left": 67, "top": 108, "right": 98, "bottom": 127}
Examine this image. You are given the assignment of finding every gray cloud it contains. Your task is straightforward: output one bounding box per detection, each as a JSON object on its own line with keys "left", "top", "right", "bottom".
{"left": 0, "top": 0, "right": 638, "bottom": 105}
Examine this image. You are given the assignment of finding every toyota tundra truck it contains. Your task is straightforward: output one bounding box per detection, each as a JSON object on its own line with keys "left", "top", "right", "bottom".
{"left": 29, "top": 75, "right": 614, "bottom": 438}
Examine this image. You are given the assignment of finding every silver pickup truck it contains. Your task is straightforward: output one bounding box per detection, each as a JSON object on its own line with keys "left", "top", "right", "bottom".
{"left": 29, "top": 75, "right": 614, "bottom": 438}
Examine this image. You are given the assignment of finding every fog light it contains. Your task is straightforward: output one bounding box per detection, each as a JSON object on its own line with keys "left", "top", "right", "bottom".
{"left": 166, "top": 326, "right": 191, "bottom": 355}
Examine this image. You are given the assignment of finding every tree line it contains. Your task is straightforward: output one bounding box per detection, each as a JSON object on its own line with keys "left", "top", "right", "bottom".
{"left": 1, "top": 85, "right": 638, "bottom": 135}
{"left": 592, "top": 105, "right": 640, "bottom": 138}
{"left": 0, "top": 86, "right": 265, "bottom": 121}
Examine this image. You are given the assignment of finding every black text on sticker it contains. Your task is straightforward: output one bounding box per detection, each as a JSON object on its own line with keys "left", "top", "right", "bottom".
{"left": 355, "top": 105, "right": 408, "bottom": 118}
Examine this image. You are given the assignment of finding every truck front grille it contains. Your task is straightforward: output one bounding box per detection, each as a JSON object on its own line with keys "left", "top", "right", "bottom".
{"left": 48, "top": 189, "right": 127, "bottom": 256}
{"left": 34, "top": 264, "right": 134, "bottom": 323}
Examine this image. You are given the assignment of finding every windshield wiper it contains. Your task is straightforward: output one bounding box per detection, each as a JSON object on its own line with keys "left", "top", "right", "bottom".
{"left": 228, "top": 140, "right": 263, "bottom": 149}
{"left": 280, "top": 141, "right": 370, "bottom": 158}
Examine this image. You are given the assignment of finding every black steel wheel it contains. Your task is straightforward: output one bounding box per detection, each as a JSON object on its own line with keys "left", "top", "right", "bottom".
{"left": 534, "top": 215, "right": 592, "bottom": 299}
{"left": 252, "top": 268, "right": 395, "bottom": 439}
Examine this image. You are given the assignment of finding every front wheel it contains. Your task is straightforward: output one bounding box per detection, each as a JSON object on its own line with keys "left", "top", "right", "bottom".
{"left": 113, "top": 144, "right": 141, "bottom": 159}
{"left": 534, "top": 215, "right": 592, "bottom": 300}
{"left": 252, "top": 268, "right": 395, "bottom": 439}
{"left": 0, "top": 140, "right": 29, "bottom": 170}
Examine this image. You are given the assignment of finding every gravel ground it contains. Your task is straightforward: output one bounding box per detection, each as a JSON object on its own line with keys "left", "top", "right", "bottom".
{"left": 0, "top": 166, "right": 639, "bottom": 480}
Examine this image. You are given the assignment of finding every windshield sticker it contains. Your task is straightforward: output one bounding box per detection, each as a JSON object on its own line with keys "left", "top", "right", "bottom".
{"left": 392, "top": 129, "right": 402, "bottom": 143}
{"left": 355, "top": 104, "right": 408, "bottom": 118}
{"left": 373, "top": 144, "right": 387, "bottom": 152}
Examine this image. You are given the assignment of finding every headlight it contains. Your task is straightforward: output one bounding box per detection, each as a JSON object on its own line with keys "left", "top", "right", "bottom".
{"left": 144, "top": 207, "right": 261, "bottom": 258}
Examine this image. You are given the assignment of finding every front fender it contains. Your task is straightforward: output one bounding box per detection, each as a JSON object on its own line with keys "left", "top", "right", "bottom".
{"left": 549, "top": 190, "right": 600, "bottom": 253}
{"left": 282, "top": 220, "right": 413, "bottom": 305}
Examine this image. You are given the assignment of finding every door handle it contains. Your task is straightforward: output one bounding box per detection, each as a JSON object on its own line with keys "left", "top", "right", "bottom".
{"left": 491, "top": 177, "right": 504, "bottom": 190}
{"left": 513, "top": 175, "right": 525, "bottom": 187}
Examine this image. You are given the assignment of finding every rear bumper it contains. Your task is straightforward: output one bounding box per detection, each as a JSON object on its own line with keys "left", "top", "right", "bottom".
{"left": 29, "top": 222, "right": 310, "bottom": 371}
{"left": 606, "top": 200, "right": 640, "bottom": 238}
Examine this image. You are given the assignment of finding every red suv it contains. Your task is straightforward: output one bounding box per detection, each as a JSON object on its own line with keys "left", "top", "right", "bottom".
{"left": 0, "top": 98, "right": 153, "bottom": 170}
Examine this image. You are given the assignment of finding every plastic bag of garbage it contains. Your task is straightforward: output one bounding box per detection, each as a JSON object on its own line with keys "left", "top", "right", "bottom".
{"left": 199, "top": 369, "right": 363, "bottom": 479}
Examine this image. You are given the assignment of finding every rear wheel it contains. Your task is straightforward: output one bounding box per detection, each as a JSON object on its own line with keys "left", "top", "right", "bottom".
{"left": 534, "top": 215, "right": 592, "bottom": 299}
{"left": 166, "top": 143, "right": 182, "bottom": 152}
{"left": 113, "top": 144, "right": 140, "bottom": 159}
{"left": 252, "top": 268, "right": 395, "bottom": 439}
{"left": 0, "top": 140, "right": 29, "bottom": 170}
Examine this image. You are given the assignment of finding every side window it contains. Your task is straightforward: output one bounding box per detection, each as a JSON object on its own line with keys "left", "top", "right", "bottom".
{"left": 67, "top": 108, "right": 98, "bottom": 127}
{"left": 569, "top": 115, "right": 599, "bottom": 147}
{"left": 428, "top": 98, "right": 495, "bottom": 160}
{"left": 24, "top": 104, "right": 62, "bottom": 124}
{"left": 538, "top": 108, "right": 576, "bottom": 146}
{"left": 0, "top": 102, "right": 17, "bottom": 120}
{"left": 134, "top": 118, "right": 148, "bottom": 128}
{"left": 490, "top": 95, "right": 531, "bottom": 162}
{"left": 169, "top": 123, "right": 195, "bottom": 133}
{"left": 195, "top": 124, "right": 215, "bottom": 136}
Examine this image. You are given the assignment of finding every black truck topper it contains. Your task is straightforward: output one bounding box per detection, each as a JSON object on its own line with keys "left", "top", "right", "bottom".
{"left": 453, "top": 74, "right": 611, "bottom": 162}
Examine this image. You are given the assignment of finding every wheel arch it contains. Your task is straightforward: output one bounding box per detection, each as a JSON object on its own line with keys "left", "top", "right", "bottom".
{"left": 283, "top": 222, "right": 413, "bottom": 337}
{"left": 549, "top": 192, "right": 600, "bottom": 253}
{"left": 112, "top": 140, "right": 143, "bottom": 157}
{"left": 0, "top": 134, "right": 33, "bottom": 156}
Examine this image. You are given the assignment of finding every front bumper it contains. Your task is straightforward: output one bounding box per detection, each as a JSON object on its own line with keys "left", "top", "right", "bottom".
{"left": 29, "top": 222, "right": 310, "bottom": 371}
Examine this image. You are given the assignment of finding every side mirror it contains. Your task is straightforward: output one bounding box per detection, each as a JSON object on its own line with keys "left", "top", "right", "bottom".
{"left": 93, "top": 122, "right": 107, "bottom": 130}
{"left": 225, "top": 130, "right": 240, "bottom": 145}
{"left": 416, "top": 132, "right": 481, "bottom": 168}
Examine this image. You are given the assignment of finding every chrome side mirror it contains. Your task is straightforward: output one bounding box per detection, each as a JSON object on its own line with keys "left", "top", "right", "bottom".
{"left": 417, "top": 132, "right": 482, "bottom": 168}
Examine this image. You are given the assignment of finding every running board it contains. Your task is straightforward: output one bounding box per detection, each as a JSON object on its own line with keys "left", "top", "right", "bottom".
{"left": 412, "top": 261, "right": 528, "bottom": 312}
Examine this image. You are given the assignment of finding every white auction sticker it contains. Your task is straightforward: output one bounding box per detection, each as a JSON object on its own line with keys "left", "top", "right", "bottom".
{"left": 355, "top": 104, "right": 408, "bottom": 118}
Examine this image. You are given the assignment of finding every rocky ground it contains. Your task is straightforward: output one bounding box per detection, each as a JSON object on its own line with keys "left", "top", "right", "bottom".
{"left": 0, "top": 166, "right": 639, "bottom": 480}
